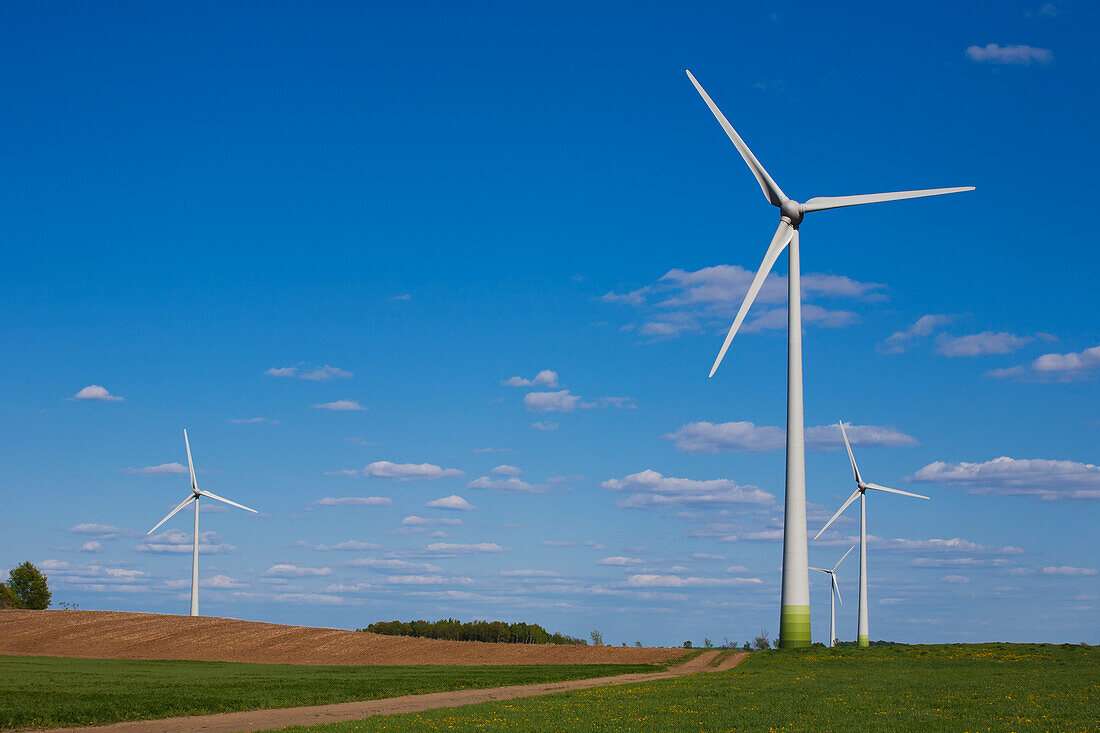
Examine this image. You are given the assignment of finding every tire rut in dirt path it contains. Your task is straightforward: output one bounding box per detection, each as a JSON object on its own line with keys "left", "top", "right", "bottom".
{"left": 27, "top": 651, "right": 750, "bottom": 733}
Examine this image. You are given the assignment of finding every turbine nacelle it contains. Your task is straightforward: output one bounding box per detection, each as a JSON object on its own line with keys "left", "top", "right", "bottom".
{"left": 779, "top": 199, "right": 804, "bottom": 227}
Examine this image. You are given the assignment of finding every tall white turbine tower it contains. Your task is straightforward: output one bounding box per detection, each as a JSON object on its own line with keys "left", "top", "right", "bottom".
{"left": 810, "top": 545, "right": 854, "bottom": 647}
{"left": 815, "top": 422, "right": 929, "bottom": 646}
{"left": 148, "top": 429, "right": 258, "bottom": 616}
{"left": 686, "top": 69, "right": 971, "bottom": 647}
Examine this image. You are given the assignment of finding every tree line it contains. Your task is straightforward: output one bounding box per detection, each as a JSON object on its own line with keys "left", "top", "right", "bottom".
{"left": 360, "top": 618, "right": 587, "bottom": 645}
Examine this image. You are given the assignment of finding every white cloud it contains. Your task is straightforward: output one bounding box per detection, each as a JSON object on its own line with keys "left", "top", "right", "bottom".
{"left": 300, "top": 365, "right": 354, "bottom": 381}
{"left": 467, "top": 476, "right": 543, "bottom": 493}
{"left": 204, "top": 574, "right": 247, "bottom": 589}
{"left": 531, "top": 421, "right": 560, "bottom": 431}
{"left": 1041, "top": 566, "right": 1097, "bottom": 576}
{"left": 265, "top": 563, "right": 332, "bottom": 577}
{"left": 295, "top": 539, "right": 383, "bottom": 551}
{"left": 911, "top": 457, "right": 1100, "bottom": 501}
{"left": 966, "top": 43, "right": 1052, "bottom": 65}
{"left": 425, "top": 495, "right": 477, "bottom": 511}
{"left": 69, "top": 523, "right": 135, "bottom": 539}
{"left": 267, "top": 365, "right": 353, "bottom": 381}
{"left": 600, "top": 287, "right": 649, "bottom": 306}
{"left": 123, "top": 462, "right": 189, "bottom": 476}
{"left": 597, "top": 556, "right": 645, "bottom": 566}
{"left": 386, "top": 574, "right": 473, "bottom": 585}
{"left": 80, "top": 541, "right": 104, "bottom": 553}
{"left": 135, "top": 529, "right": 237, "bottom": 554}
{"left": 602, "top": 469, "right": 773, "bottom": 509}
{"left": 664, "top": 421, "right": 917, "bottom": 454}
{"left": 492, "top": 465, "right": 523, "bottom": 476}
{"left": 816, "top": 535, "right": 1024, "bottom": 555}
{"left": 935, "top": 332, "right": 1032, "bottom": 357}
{"left": 942, "top": 575, "right": 971, "bottom": 584}
{"left": 72, "top": 385, "right": 124, "bottom": 402}
{"left": 500, "top": 569, "right": 559, "bottom": 577}
{"left": 502, "top": 370, "right": 559, "bottom": 388}
{"left": 987, "top": 344, "right": 1100, "bottom": 381}
{"left": 542, "top": 541, "right": 574, "bottom": 547}
{"left": 364, "top": 461, "right": 463, "bottom": 481}
{"left": 626, "top": 574, "right": 763, "bottom": 588}
{"left": 347, "top": 558, "right": 443, "bottom": 573}
{"left": 311, "top": 496, "right": 393, "bottom": 507}
{"left": 881, "top": 314, "right": 956, "bottom": 354}
{"left": 426, "top": 542, "right": 505, "bottom": 554}
{"left": 312, "top": 400, "right": 367, "bottom": 411}
{"left": 230, "top": 417, "right": 281, "bottom": 425}
{"left": 524, "top": 389, "right": 583, "bottom": 413}
{"left": 401, "top": 515, "right": 462, "bottom": 526}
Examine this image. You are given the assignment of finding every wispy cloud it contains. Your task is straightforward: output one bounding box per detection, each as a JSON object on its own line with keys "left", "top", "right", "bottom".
{"left": 135, "top": 529, "right": 237, "bottom": 554}
{"left": 310, "top": 496, "right": 393, "bottom": 507}
{"left": 266, "top": 365, "right": 353, "bottom": 381}
{"left": 312, "top": 400, "right": 367, "bottom": 411}
{"left": 935, "top": 332, "right": 1032, "bottom": 357}
{"left": 68, "top": 523, "right": 137, "bottom": 539}
{"left": 426, "top": 542, "right": 505, "bottom": 554}
{"left": 910, "top": 457, "right": 1100, "bottom": 501}
{"left": 665, "top": 421, "right": 917, "bottom": 454}
{"left": 880, "top": 314, "right": 956, "bottom": 353}
{"left": 966, "top": 43, "right": 1052, "bottom": 65}
{"left": 602, "top": 469, "right": 773, "bottom": 509}
{"left": 123, "top": 462, "right": 189, "bottom": 476}
{"left": 530, "top": 421, "right": 560, "bottom": 431}
{"left": 71, "top": 385, "right": 124, "bottom": 402}
{"left": 602, "top": 265, "right": 883, "bottom": 341}
{"left": 1042, "top": 566, "right": 1096, "bottom": 576}
{"left": 990, "top": 343, "right": 1100, "bottom": 381}
{"left": 467, "top": 476, "right": 544, "bottom": 493}
{"left": 597, "top": 556, "right": 644, "bottom": 566}
{"left": 230, "top": 417, "right": 281, "bottom": 425}
{"left": 266, "top": 563, "right": 332, "bottom": 577}
{"left": 524, "top": 390, "right": 635, "bottom": 413}
{"left": 627, "top": 574, "right": 762, "bottom": 588}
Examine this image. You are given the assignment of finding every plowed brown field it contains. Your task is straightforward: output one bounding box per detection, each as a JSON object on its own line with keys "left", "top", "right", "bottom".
{"left": 0, "top": 610, "right": 682, "bottom": 666}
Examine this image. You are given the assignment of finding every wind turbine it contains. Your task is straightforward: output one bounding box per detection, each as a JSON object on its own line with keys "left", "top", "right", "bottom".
{"left": 810, "top": 545, "right": 854, "bottom": 648}
{"left": 685, "top": 69, "right": 971, "bottom": 647}
{"left": 815, "top": 422, "right": 929, "bottom": 646}
{"left": 148, "top": 429, "right": 258, "bottom": 616}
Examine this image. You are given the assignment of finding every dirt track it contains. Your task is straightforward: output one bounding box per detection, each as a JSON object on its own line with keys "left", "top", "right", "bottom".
{"left": 32, "top": 650, "right": 749, "bottom": 733}
{"left": 0, "top": 610, "right": 683, "bottom": 666}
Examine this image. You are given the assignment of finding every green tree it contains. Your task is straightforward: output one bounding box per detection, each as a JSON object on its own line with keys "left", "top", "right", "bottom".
{"left": 0, "top": 583, "right": 26, "bottom": 608}
{"left": 683, "top": 640, "right": 693, "bottom": 649}
{"left": 704, "top": 637, "right": 713, "bottom": 648}
{"left": 589, "top": 629, "right": 603, "bottom": 646}
{"left": 8, "top": 561, "right": 51, "bottom": 610}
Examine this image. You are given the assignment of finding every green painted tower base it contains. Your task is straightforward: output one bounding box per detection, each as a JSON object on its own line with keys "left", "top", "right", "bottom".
{"left": 858, "top": 634, "right": 869, "bottom": 647}
{"left": 779, "top": 605, "right": 812, "bottom": 648}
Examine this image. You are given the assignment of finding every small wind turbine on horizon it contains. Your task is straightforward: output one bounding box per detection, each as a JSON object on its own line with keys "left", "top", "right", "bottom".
{"left": 685, "top": 69, "right": 971, "bottom": 647}
{"left": 815, "top": 422, "right": 929, "bottom": 647}
{"left": 810, "top": 545, "right": 854, "bottom": 648}
{"left": 148, "top": 429, "right": 258, "bottom": 616}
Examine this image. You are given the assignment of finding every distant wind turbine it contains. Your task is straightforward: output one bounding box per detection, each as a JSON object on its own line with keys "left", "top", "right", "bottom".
{"left": 810, "top": 545, "right": 854, "bottom": 648}
{"left": 685, "top": 69, "right": 971, "bottom": 647}
{"left": 148, "top": 429, "right": 257, "bottom": 616}
{"left": 815, "top": 422, "right": 929, "bottom": 647}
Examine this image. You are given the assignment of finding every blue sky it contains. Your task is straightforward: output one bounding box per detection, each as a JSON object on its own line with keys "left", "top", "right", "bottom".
{"left": 2, "top": 1, "right": 1097, "bottom": 645}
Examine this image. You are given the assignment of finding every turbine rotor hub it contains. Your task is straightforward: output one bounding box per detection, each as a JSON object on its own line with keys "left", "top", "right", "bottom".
{"left": 780, "top": 199, "right": 803, "bottom": 226}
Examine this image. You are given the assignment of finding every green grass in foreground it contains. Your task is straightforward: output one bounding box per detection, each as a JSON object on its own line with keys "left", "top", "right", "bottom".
{"left": 279, "top": 643, "right": 1099, "bottom": 732}
{"left": 0, "top": 655, "right": 663, "bottom": 730}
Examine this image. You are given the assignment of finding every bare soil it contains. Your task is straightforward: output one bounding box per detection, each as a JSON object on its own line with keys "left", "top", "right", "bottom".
{"left": 30, "top": 650, "right": 748, "bottom": 733}
{"left": 0, "top": 610, "right": 684, "bottom": 666}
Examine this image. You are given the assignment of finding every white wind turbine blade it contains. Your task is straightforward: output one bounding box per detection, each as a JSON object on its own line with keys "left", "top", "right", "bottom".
{"left": 148, "top": 494, "right": 196, "bottom": 534}
{"left": 832, "top": 545, "right": 856, "bottom": 572}
{"left": 184, "top": 429, "right": 198, "bottom": 491}
{"left": 685, "top": 70, "right": 787, "bottom": 207}
{"left": 709, "top": 220, "right": 795, "bottom": 377}
{"left": 832, "top": 573, "right": 843, "bottom": 605}
{"left": 814, "top": 488, "right": 861, "bottom": 540}
{"left": 864, "top": 482, "right": 930, "bottom": 500}
{"left": 808, "top": 567, "right": 830, "bottom": 574}
{"left": 838, "top": 421, "right": 863, "bottom": 486}
{"left": 801, "top": 186, "right": 974, "bottom": 213}
{"left": 197, "top": 489, "right": 258, "bottom": 514}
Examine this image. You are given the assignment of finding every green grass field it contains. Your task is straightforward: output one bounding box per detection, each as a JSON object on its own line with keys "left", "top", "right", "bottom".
{"left": 0, "top": 655, "right": 662, "bottom": 730}
{"left": 277, "top": 643, "right": 1099, "bottom": 732}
